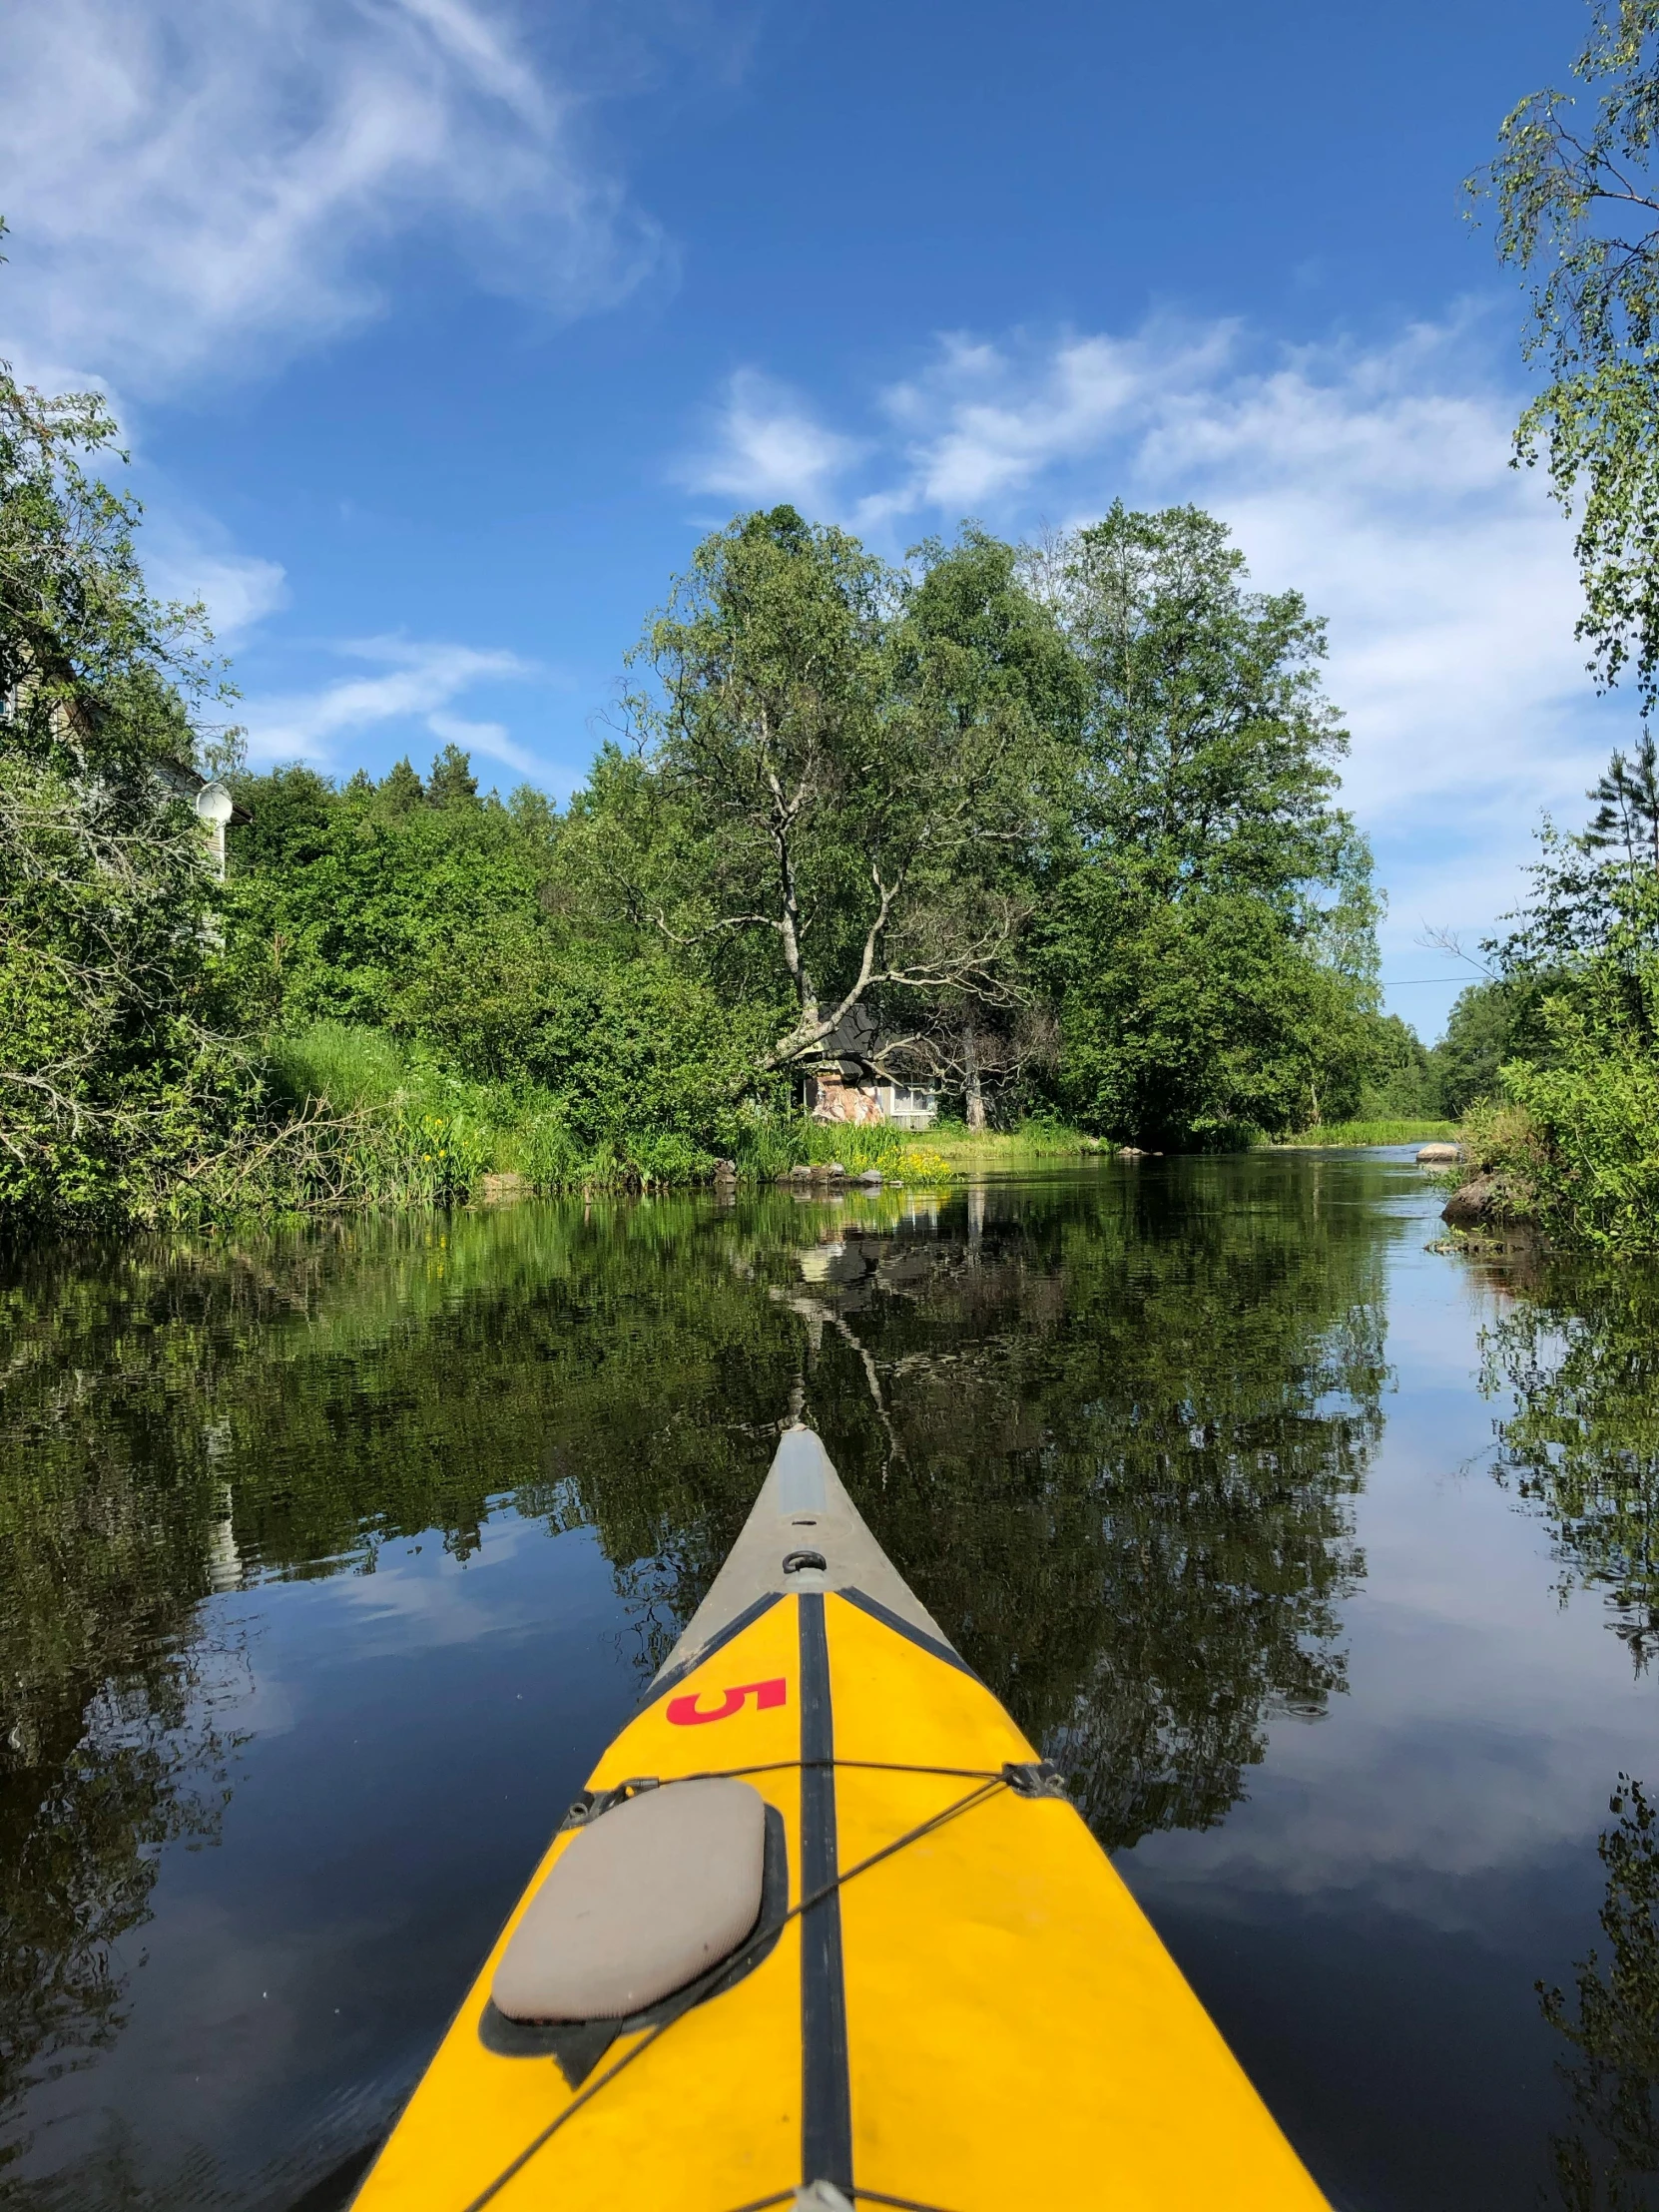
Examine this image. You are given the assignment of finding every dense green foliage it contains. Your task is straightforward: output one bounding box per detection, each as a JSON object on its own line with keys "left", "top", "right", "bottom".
{"left": 0, "top": 342, "right": 490, "bottom": 1229}
{"left": 1458, "top": 14, "right": 1659, "bottom": 1247}
{"left": 1444, "top": 741, "right": 1659, "bottom": 1247}
{"left": 218, "top": 503, "right": 1393, "bottom": 1184}
{"left": 1037, "top": 505, "right": 1385, "bottom": 1141}
{"left": 2, "top": 328, "right": 1419, "bottom": 1232}
{"left": 221, "top": 765, "right": 775, "bottom": 1181}
{"left": 0, "top": 343, "right": 249, "bottom": 1226}
{"left": 605, "top": 510, "right": 1074, "bottom": 1081}
{"left": 1424, "top": 979, "right": 1530, "bottom": 1115}
{"left": 1472, "top": 0, "right": 1659, "bottom": 705}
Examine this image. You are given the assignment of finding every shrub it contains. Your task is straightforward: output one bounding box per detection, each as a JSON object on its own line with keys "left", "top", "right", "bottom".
{"left": 1492, "top": 979, "right": 1659, "bottom": 1248}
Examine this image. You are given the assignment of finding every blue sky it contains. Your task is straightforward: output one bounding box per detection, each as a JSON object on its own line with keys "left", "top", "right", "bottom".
{"left": 0, "top": 0, "right": 1629, "bottom": 1037}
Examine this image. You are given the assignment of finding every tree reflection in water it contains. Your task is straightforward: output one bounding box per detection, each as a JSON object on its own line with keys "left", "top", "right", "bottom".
{"left": 752, "top": 1166, "right": 1382, "bottom": 1845}
{"left": 1472, "top": 1259, "right": 1659, "bottom": 2203}
{"left": 0, "top": 1158, "right": 1391, "bottom": 2192}
{"left": 0, "top": 1251, "right": 253, "bottom": 2185}
{"left": 1540, "top": 1777, "right": 1659, "bottom": 2212}
{"left": 1478, "top": 1259, "right": 1659, "bottom": 1666}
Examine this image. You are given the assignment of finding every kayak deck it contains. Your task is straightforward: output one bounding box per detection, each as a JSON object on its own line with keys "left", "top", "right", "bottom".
{"left": 352, "top": 1429, "right": 1328, "bottom": 2210}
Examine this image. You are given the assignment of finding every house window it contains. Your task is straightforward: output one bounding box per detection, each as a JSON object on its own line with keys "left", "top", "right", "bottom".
{"left": 874, "top": 1082, "right": 937, "bottom": 1132}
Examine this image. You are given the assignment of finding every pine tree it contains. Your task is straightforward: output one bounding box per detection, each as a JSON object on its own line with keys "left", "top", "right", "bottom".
{"left": 378, "top": 758, "right": 424, "bottom": 814}
{"left": 427, "top": 743, "right": 478, "bottom": 808}
{"left": 1584, "top": 734, "right": 1659, "bottom": 872}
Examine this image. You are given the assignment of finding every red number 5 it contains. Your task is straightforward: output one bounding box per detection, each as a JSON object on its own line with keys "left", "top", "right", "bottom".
{"left": 667, "top": 1677, "right": 788, "bottom": 1726}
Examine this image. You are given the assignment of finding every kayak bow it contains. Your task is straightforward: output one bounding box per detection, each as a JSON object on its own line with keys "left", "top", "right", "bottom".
{"left": 352, "top": 1425, "right": 1329, "bottom": 2211}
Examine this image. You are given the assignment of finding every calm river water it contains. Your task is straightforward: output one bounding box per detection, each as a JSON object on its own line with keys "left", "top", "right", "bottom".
{"left": 2, "top": 1153, "right": 1657, "bottom": 2210}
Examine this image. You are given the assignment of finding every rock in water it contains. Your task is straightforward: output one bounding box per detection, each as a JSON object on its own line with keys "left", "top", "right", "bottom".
{"left": 1415, "top": 1142, "right": 1462, "bottom": 1165}
{"left": 1441, "top": 1172, "right": 1529, "bottom": 1229}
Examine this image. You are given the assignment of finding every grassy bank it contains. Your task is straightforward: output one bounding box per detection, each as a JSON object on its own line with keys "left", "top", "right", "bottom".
{"left": 1259, "top": 1118, "right": 1459, "bottom": 1149}
{"left": 926, "top": 1121, "right": 1092, "bottom": 1168}
{"left": 265, "top": 1023, "right": 963, "bottom": 1200}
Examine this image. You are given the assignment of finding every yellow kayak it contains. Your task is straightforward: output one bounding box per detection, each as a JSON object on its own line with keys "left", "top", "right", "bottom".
{"left": 353, "top": 1427, "right": 1329, "bottom": 2211}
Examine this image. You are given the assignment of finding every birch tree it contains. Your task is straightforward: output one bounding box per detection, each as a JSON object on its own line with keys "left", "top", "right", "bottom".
{"left": 1470, "top": 0, "right": 1659, "bottom": 703}
{"left": 630, "top": 507, "right": 1065, "bottom": 1083}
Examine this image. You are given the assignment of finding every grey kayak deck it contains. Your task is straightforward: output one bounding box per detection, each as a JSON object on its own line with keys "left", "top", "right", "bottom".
{"left": 651, "top": 1426, "right": 951, "bottom": 1688}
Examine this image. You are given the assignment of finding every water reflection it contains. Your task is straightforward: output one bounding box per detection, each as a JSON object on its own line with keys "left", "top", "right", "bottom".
{"left": 1478, "top": 1261, "right": 1659, "bottom": 1664}
{"left": 770, "top": 1166, "right": 1382, "bottom": 1844}
{"left": 1540, "top": 1776, "right": 1659, "bottom": 2211}
{"left": 0, "top": 1160, "right": 1392, "bottom": 2193}
{"left": 0, "top": 1252, "right": 248, "bottom": 2187}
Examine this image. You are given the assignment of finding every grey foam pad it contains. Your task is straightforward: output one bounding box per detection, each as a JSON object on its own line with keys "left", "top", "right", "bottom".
{"left": 491, "top": 1780, "right": 768, "bottom": 2023}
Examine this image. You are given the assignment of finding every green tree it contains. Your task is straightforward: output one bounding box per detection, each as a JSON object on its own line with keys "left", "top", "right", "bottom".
{"left": 395, "top": 929, "right": 775, "bottom": 1153}
{"left": 1470, "top": 0, "right": 1659, "bottom": 704}
{"left": 0, "top": 325, "right": 253, "bottom": 1229}
{"left": 1356, "top": 1010, "right": 1435, "bottom": 1118}
{"left": 426, "top": 741, "right": 479, "bottom": 809}
{"left": 880, "top": 526, "right": 1081, "bottom": 1120}
{"left": 621, "top": 508, "right": 1065, "bottom": 1085}
{"left": 1037, "top": 504, "right": 1379, "bottom": 1142}
{"left": 225, "top": 761, "right": 334, "bottom": 873}
{"left": 223, "top": 765, "right": 773, "bottom": 1167}
{"left": 1458, "top": 747, "right": 1659, "bottom": 1244}
{"left": 377, "top": 757, "right": 424, "bottom": 815}
{"left": 223, "top": 784, "right": 553, "bottom": 1031}
{"left": 1427, "top": 979, "right": 1533, "bottom": 1114}
{"left": 1587, "top": 731, "right": 1659, "bottom": 867}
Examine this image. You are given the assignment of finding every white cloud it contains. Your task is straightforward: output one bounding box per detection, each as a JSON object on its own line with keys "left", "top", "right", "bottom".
{"left": 684, "top": 313, "right": 1629, "bottom": 1029}
{"left": 241, "top": 637, "right": 531, "bottom": 768}
{"left": 868, "top": 322, "right": 1236, "bottom": 517}
{"left": 0, "top": 0, "right": 662, "bottom": 393}
{"left": 142, "top": 519, "right": 289, "bottom": 643}
{"left": 426, "top": 709, "right": 550, "bottom": 782}
{"left": 680, "top": 369, "right": 866, "bottom": 506}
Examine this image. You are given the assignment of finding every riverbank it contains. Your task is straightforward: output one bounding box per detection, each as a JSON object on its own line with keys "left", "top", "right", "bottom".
{"left": 1257, "top": 1118, "right": 1459, "bottom": 1149}
{"left": 922, "top": 1123, "right": 1092, "bottom": 1169}
{"left": 267, "top": 1023, "right": 973, "bottom": 1200}
{"left": 31, "top": 1013, "right": 1464, "bottom": 1232}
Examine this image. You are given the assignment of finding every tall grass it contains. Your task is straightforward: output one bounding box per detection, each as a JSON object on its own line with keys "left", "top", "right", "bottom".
{"left": 266, "top": 1023, "right": 411, "bottom": 1112}
{"left": 1262, "top": 1118, "right": 1459, "bottom": 1149}
{"left": 734, "top": 1117, "right": 910, "bottom": 1180}
{"left": 268, "top": 1024, "right": 725, "bottom": 1199}
{"left": 262, "top": 1024, "right": 491, "bottom": 1205}
{"left": 927, "top": 1117, "right": 1091, "bottom": 1162}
